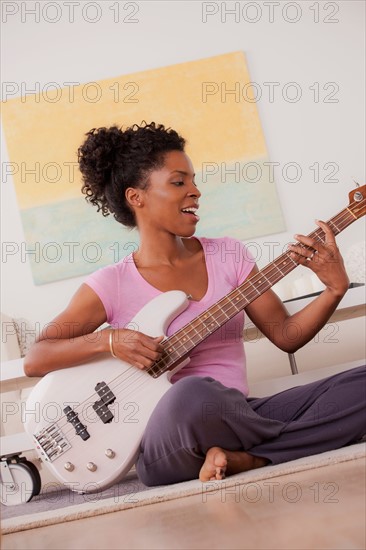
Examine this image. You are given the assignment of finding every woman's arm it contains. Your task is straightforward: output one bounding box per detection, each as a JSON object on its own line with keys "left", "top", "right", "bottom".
{"left": 24, "top": 284, "right": 109, "bottom": 377}
{"left": 244, "top": 220, "right": 349, "bottom": 353}
{"left": 24, "top": 284, "right": 164, "bottom": 377}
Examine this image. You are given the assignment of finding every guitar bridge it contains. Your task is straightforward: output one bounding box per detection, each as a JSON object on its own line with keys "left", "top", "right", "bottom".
{"left": 34, "top": 424, "right": 71, "bottom": 462}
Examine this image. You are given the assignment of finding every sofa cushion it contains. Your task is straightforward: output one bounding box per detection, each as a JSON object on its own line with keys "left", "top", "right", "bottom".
{"left": 1, "top": 312, "right": 21, "bottom": 361}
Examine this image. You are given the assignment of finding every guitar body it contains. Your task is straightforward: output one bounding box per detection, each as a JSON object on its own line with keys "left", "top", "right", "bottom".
{"left": 24, "top": 290, "right": 190, "bottom": 493}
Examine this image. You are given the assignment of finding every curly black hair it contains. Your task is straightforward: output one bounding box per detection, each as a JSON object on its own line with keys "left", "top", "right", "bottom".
{"left": 78, "top": 121, "right": 186, "bottom": 228}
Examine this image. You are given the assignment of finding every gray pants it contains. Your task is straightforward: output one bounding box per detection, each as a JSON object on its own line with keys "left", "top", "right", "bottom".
{"left": 135, "top": 366, "right": 366, "bottom": 486}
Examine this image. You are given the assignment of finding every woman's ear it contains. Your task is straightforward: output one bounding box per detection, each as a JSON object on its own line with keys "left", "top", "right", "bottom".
{"left": 125, "top": 187, "right": 143, "bottom": 208}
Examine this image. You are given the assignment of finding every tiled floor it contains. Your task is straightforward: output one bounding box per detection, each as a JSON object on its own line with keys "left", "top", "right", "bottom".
{"left": 2, "top": 457, "right": 365, "bottom": 550}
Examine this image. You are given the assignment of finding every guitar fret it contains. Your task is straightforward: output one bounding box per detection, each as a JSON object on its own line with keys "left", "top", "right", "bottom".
{"left": 191, "top": 318, "right": 211, "bottom": 345}
{"left": 166, "top": 334, "right": 191, "bottom": 358}
{"left": 149, "top": 363, "right": 162, "bottom": 377}
{"left": 223, "top": 305, "right": 237, "bottom": 319}
{"left": 146, "top": 191, "right": 365, "bottom": 379}
{"left": 180, "top": 331, "right": 196, "bottom": 349}
{"left": 190, "top": 321, "right": 205, "bottom": 343}
{"left": 341, "top": 212, "right": 354, "bottom": 230}
{"left": 262, "top": 273, "right": 272, "bottom": 285}
{"left": 233, "top": 288, "right": 247, "bottom": 307}
{"left": 155, "top": 355, "right": 169, "bottom": 374}
{"left": 201, "top": 313, "right": 217, "bottom": 334}
{"left": 209, "top": 304, "right": 226, "bottom": 324}
{"left": 206, "top": 312, "right": 225, "bottom": 332}
{"left": 197, "top": 315, "right": 217, "bottom": 339}
{"left": 284, "top": 256, "right": 297, "bottom": 270}
{"left": 281, "top": 256, "right": 297, "bottom": 269}
{"left": 228, "top": 291, "right": 245, "bottom": 312}
{"left": 273, "top": 262, "right": 286, "bottom": 277}
{"left": 329, "top": 220, "right": 339, "bottom": 233}
{"left": 165, "top": 346, "right": 181, "bottom": 362}
{"left": 234, "top": 288, "right": 249, "bottom": 305}
{"left": 252, "top": 277, "right": 270, "bottom": 293}
{"left": 181, "top": 336, "right": 191, "bottom": 349}
{"left": 151, "top": 334, "right": 194, "bottom": 374}
{"left": 248, "top": 280, "right": 261, "bottom": 295}
{"left": 194, "top": 308, "right": 226, "bottom": 343}
{"left": 346, "top": 207, "right": 357, "bottom": 220}
{"left": 217, "top": 303, "right": 230, "bottom": 319}
{"left": 226, "top": 297, "right": 241, "bottom": 314}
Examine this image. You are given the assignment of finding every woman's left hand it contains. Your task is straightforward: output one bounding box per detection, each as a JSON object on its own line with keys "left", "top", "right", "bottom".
{"left": 287, "top": 220, "right": 350, "bottom": 297}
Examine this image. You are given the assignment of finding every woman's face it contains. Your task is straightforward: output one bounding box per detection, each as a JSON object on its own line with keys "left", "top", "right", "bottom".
{"left": 134, "top": 150, "right": 201, "bottom": 237}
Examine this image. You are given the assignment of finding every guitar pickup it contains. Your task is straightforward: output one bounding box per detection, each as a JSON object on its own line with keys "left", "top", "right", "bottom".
{"left": 95, "top": 382, "right": 116, "bottom": 405}
{"left": 93, "top": 382, "right": 116, "bottom": 424}
{"left": 63, "top": 406, "right": 90, "bottom": 441}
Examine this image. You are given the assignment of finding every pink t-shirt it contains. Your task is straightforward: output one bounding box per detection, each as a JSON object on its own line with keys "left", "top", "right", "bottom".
{"left": 85, "top": 237, "right": 255, "bottom": 395}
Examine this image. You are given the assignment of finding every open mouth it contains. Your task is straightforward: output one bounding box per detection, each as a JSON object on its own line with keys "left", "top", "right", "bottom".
{"left": 181, "top": 207, "right": 200, "bottom": 221}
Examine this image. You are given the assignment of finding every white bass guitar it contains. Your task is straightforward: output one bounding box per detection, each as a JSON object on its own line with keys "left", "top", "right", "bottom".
{"left": 24, "top": 186, "right": 365, "bottom": 493}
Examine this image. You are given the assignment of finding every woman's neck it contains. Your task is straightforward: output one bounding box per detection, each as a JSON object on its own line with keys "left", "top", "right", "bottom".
{"left": 134, "top": 231, "right": 197, "bottom": 268}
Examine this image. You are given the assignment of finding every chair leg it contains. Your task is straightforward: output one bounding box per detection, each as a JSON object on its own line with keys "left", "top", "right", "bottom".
{"left": 288, "top": 353, "right": 299, "bottom": 375}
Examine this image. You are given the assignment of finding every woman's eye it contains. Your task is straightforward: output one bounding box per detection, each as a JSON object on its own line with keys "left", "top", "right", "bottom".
{"left": 172, "top": 181, "right": 184, "bottom": 186}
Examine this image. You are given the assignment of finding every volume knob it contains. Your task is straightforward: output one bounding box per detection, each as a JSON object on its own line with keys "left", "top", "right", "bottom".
{"left": 64, "top": 462, "right": 74, "bottom": 471}
{"left": 87, "top": 462, "right": 97, "bottom": 472}
{"left": 105, "top": 449, "right": 115, "bottom": 458}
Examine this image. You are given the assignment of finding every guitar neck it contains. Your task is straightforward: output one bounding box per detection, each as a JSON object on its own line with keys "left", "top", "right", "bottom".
{"left": 148, "top": 199, "right": 362, "bottom": 378}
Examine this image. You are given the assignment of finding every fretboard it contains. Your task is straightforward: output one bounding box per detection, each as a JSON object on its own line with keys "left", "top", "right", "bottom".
{"left": 147, "top": 201, "right": 360, "bottom": 378}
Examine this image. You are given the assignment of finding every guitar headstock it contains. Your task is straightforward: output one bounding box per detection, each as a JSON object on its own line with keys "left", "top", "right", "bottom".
{"left": 349, "top": 184, "right": 366, "bottom": 219}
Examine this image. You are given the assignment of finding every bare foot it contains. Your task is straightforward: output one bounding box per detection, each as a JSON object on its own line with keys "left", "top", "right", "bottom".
{"left": 199, "top": 447, "right": 228, "bottom": 481}
{"left": 199, "top": 446, "right": 269, "bottom": 482}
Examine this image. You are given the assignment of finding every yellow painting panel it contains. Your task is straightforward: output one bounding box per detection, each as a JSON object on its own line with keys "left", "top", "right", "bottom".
{"left": 2, "top": 51, "right": 267, "bottom": 209}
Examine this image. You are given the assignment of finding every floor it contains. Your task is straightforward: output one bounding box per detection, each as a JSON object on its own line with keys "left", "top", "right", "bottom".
{"left": 2, "top": 457, "right": 365, "bottom": 550}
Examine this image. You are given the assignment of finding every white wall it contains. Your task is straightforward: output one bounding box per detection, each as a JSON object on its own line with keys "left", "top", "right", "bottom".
{"left": 1, "top": 1, "right": 365, "bottom": 341}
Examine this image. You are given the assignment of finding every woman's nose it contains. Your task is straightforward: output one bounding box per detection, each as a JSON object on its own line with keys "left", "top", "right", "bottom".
{"left": 188, "top": 182, "right": 201, "bottom": 198}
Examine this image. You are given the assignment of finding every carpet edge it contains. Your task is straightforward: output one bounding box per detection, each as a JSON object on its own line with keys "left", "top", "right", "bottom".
{"left": 2, "top": 442, "right": 365, "bottom": 535}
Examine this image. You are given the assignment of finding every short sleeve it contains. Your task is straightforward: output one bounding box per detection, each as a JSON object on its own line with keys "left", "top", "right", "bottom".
{"left": 223, "top": 237, "right": 256, "bottom": 286}
{"left": 84, "top": 264, "right": 119, "bottom": 324}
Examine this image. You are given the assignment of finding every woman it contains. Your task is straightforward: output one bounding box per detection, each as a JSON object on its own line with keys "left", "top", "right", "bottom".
{"left": 24, "top": 122, "right": 365, "bottom": 486}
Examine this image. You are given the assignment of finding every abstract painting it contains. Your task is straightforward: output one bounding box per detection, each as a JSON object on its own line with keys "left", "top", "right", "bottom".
{"left": 2, "top": 51, "right": 285, "bottom": 284}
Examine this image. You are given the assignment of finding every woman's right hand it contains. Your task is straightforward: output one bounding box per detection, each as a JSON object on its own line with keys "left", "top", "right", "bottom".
{"left": 109, "top": 329, "right": 165, "bottom": 370}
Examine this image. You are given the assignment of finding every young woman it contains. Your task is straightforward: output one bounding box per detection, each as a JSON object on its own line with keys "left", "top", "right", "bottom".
{"left": 24, "top": 122, "right": 365, "bottom": 486}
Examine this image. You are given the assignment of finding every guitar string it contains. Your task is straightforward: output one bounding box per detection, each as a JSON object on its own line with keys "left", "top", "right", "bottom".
{"left": 81, "top": 217, "right": 344, "bottom": 414}
{"left": 62, "top": 242, "right": 347, "bottom": 450}
{"left": 46, "top": 206, "right": 361, "bottom": 453}
{"left": 41, "top": 207, "right": 354, "bottom": 449}
{"left": 105, "top": 206, "right": 352, "bottom": 388}
{"left": 43, "top": 241, "right": 303, "bottom": 443}
{"left": 39, "top": 206, "right": 356, "bottom": 448}
{"left": 39, "top": 205, "right": 360, "bottom": 450}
